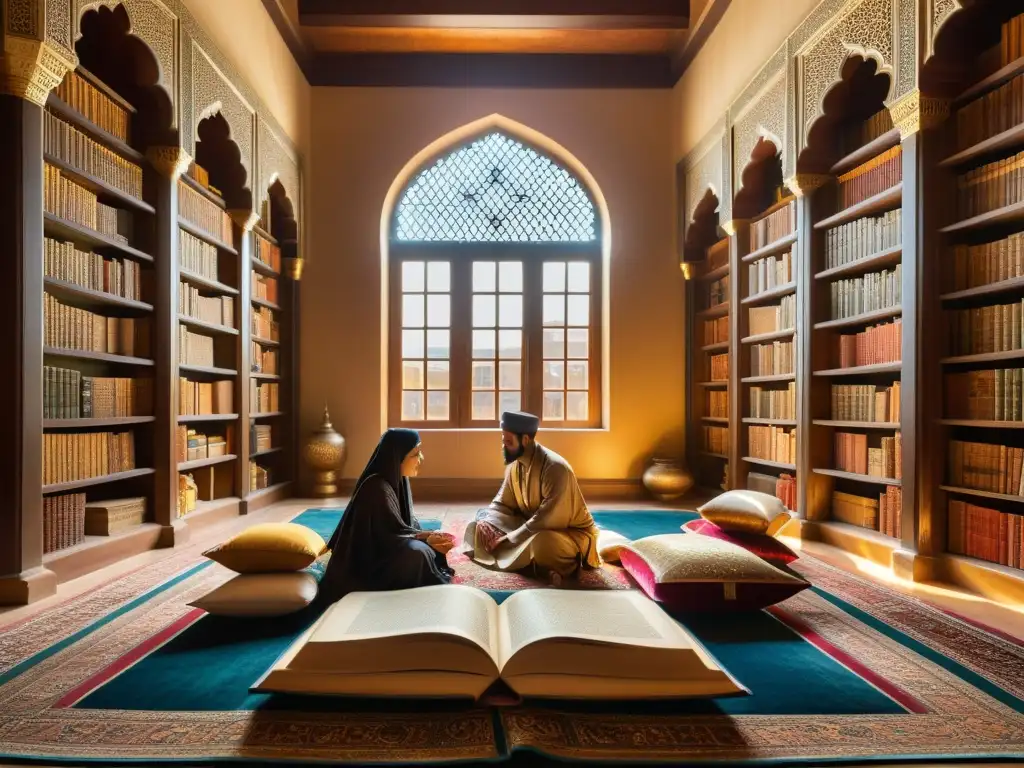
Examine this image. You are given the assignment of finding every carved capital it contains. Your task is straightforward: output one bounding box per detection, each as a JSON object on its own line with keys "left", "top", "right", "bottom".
{"left": 680, "top": 262, "right": 694, "bottom": 280}
{"left": 284, "top": 256, "right": 304, "bottom": 281}
{"left": 0, "top": 36, "right": 76, "bottom": 106}
{"left": 229, "top": 208, "right": 260, "bottom": 232}
{"left": 785, "top": 174, "right": 831, "bottom": 197}
{"left": 721, "top": 219, "right": 748, "bottom": 237}
{"left": 888, "top": 89, "right": 950, "bottom": 139}
{"left": 146, "top": 146, "right": 192, "bottom": 180}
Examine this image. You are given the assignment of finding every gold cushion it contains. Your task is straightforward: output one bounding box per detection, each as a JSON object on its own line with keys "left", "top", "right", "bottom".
{"left": 203, "top": 522, "right": 327, "bottom": 573}
{"left": 188, "top": 572, "right": 319, "bottom": 616}
{"left": 623, "top": 533, "right": 805, "bottom": 585}
{"left": 597, "top": 529, "right": 630, "bottom": 563}
{"left": 697, "top": 490, "right": 791, "bottom": 536}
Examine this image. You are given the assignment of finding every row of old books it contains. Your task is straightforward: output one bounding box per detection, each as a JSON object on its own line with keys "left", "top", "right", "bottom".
{"left": 703, "top": 316, "right": 728, "bottom": 345}
{"left": 835, "top": 318, "right": 902, "bottom": 368}
{"left": 749, "top": 295, "right": 796, "bottom": 336}
{"left": 255, "top": 234, "right": 282, "bottom": 272}
{"left": 177, "top": 327, "right": 215, "bottom": 368}
{"left": 747, "top": 250, "right": 792, "bottom": 295}
{"left": 178, "top": 179, "right": 233, "bottom": 243}
{"left": 748, "top": 425, "right": 796, "bottom": 465}
{"left": 250, "top": 424, "right": 273, "bottom": 453}
{"left": 750, "top": 340, "right": 794, "bottom": 376}
{"left": 956, "top": 72, "right": 1024, "bottom": 150}
{"left": 1000, "top": 13, "right": 1024, "bottom": 67}
{"left": 176, "top": 426, "right": 231, "bottom": 464}
{"left": 879, "top": 487, "right": 903, "bottom": 538}
{"left": 44, "top": 295, "right": 149, "bottom": 357}
{"left": 252, "top": 380, "right": 281, "bottom": 413}
{"left": 948, "top": 300, "right": 1024, "bottom": 355}
{"left": 45, "top": 237, "right": 143, "bottom": 301}
{"left": 82, "top": 497, "right": 146, "bottom": 537}
{"left": 956, "top": 150, "right": 1024, "bottom": 219}
{"left": 707, "top": 276, "right": 729, "bottom": 307}
{"left": 749, "top": 383, "right": 796, "bottom": 420}
{"left": 834, "top": 431, "right": 902, "bottom": 478}
{"left": 748, "top": 201, "right": 795, "bottom": 251}
{"left": 824, "top": 209, "right": 901, "bottom": 271}
{"left": 708, "top": 353, "right": 729, "bottom": 382}
{"left": 179, "top": 229, "right": 220, "bottom": 280}
{"left": 706, "top": 390, "right": 727, "bottom": 418}
{"left": 949, "top": 233, "right": 1024, "bottom": 291}
{"left": 44, "top": 366, "right": 151, "bottom": 419}
{"left": 251, "top": 343, "right": 279, "bottom": 374}
{"left": 832, "top": 488, "right": 900, "bottom": 537}
{"left": 704, "top": 425, "right": 729, "bottom": 455}
{"left": 44, "top": 164, "right": 126, "bottom": 241}
{"left": 250, "top": 461, "right": 271, "bottom": 492}
{"left": 948, "top": 440, "right": 1024, "bottom": 496}
{"left": 43, "top": 431, "right": 135, "bottom": 485}
{"left": 43, "top": 493, "right": 86, "bottom": 554}
{"left": 829, "top": 265, "right": 902, "bottom": 319}
{"left": 187, "top": 162, "right": 213, "bottom": 192}
{"left": 180, "top": 284, "right": 235, "bottom": 328}
{"left": 945, "top": 368, "right": 1024, "bottom": 421}
{"left": 252, "top": 273, "right": 279, "bottom": 304}
{"left": 54, "top": 70, "right": 130, "bottom": 142}
{"left": 747, "top": 471, "right": 796, "bottom": 512}
{"left": 837, "top": 146, "right": 903, "bottom": 210}
{"left": 179, "top": 378, "right": 234, "bottom": 416}
{"left": 839, "top": 108, "right": 894, "bottom": 154}
{"left": 949, "top": 500, "right": 1023, "bottom": 570}
{"left": 43, "top": 111, "right": 143, "bottom": 200}
{"left": 830, "top": 382, "right": 901, "bottom": 423}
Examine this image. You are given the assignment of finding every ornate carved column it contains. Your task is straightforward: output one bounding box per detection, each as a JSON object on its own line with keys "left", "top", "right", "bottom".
{"left": 229, "top": 208, "right": 258, "bottom": 511}
{"left": 0, "top": 0, "right": 77, "bottom": 108}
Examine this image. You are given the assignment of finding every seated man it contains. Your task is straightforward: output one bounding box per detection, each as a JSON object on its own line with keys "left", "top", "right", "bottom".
{"left": 459, "top": 411, "right": 601, "bottom": 586}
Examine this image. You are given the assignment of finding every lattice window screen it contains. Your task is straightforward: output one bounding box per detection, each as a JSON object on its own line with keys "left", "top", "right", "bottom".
{"left": 394, "top": 133, "right": 597, "bottom": 243}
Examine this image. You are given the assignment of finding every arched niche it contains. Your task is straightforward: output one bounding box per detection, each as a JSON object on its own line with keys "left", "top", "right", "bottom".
{"left": 194, "top": 111, "right": 252, "bottom": 213}
{"left": 732, "top": 137, "right": 785, "bottom": 221}
{"left": 682, "top": 188, "right": 724, "bottom": 266}
{"left": 797, "top": 54, "right": 893, "bottom": 175}
{"left": 264, "top": 178, "right": 299, "bottom": 262}
{"left": 74, "top": 3, "right": 175, "bottom": 149}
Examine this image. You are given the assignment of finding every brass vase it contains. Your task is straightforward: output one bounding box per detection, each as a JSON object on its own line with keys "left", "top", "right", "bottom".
{"left": 304, "top": 406, "right": 347, "bottom": 497}
{"left": 642, "top": 459, "right": 694, "bottom": 502}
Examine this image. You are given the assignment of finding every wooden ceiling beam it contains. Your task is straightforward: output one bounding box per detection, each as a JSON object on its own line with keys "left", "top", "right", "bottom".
{"left": 298, "top": 0, "right": 690, "bottom": 29}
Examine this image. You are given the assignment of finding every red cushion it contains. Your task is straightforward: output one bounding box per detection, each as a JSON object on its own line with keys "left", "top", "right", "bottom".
{"left": 682, "top": 519, "right": 798, "bottom": 566}
{"left": 619, "top": 547, "right": 808, "bottom": 613}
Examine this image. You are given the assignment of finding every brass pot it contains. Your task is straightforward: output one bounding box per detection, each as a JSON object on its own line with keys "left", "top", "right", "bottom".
{"left": 304, "top": 406, "right": 347, "bottom": 497}
{"left": 642, "top": 459, "right": 694, "bottom": 502}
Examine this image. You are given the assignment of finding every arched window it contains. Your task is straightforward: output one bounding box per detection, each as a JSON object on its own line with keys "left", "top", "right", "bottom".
{"left": 389, "top": 132, "right": 602, "bottom": 429}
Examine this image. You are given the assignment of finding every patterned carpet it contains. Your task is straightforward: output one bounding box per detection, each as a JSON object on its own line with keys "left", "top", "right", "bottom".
{"left": 0, "top": 508, "right": 1022, "bottom": 764}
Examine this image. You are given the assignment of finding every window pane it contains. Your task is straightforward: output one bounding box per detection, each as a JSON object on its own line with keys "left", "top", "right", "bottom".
{"left": 567, "top": 391, "right": 588, "bottom": 421}
{"left": 567, "top": 294, "right": 590, "bottom": 326}
{"left": 543, "top": 328, "right": 565, "bottom": 358}
{"left": 499, "top": 261, "right": 522, "bottom": 292}
{"left": 567, "top": 328, "right": 589, "bottom": 358}
{"left": 402, "top": 329, "right": 424, "bottom": 358}
{"left": 427, "top": 261, "right": 450, "bottom": 292}
{"left": 402, "top": 261, "right": 425, "bottom": 292}
{"left": 543, "top": 361, "right": 565, "bottom": 389}
{"left": 567, "top": 262, "right": 590, "bottom": 292}
{"left": 402, "top": 294, "right": 424, "bottom": 327}
{"left": 472, "top": 361, "right": 495, "bottom": 389}
{"left": 543, "top": 262, "right": 566, "bottom": 293}
{"left": 473, "top": 261, "right": 496, "bottom": 292}
{"left": 567, "top": 361, "right": 589, "bottom": 390}
{"left": 402, "top": 390, "right": 424, "bottom": 421}
{"left": 498, "top": 329, "right": 522, "bottom": 359}
{"left": 426, "top": 329, "right": 449, "bottom": 359}
{"left": 427, "top": 294, "right": 450, "bottom": 327}
{"left": 473, "top": 294, "right": 496, "bottom": 327}
{"left": 472, "top": 391, "right": 495, "bottom": 421}
{"left": 543, "top": 391, "right": 565, "bottom": 420}
{"left": 499, "top": 361, "right": 521, "bottom": 390}
{"left": 499, "top": 391, "right": 521, "bottom": 415}
{"left": 543, "top": 295, "right": 565, "bottom": 326}
{"left": 402, "top": 360, "right": 424, "bottom": 389}
{"left": 498, "top": 294, "right": 522, "bottom": 328}
{"left": 472, "top": 329, "right": 496, "bottom": 358}
{"left": 426, "top": 391, "right": 449, "bottom": 420}
{"left": 426, "top": 360, "right": 449, "bottom": 389}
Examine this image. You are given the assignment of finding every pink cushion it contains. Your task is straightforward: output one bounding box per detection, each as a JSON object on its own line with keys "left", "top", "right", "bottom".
{"left": 682, "top": 518, "right": 798, "bottom": 566}
{"left": 619, "top": 534, "right": 808, "bottom": 613}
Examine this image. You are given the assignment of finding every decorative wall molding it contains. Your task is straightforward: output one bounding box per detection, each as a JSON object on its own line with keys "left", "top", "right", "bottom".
{"left": 928, "top": 0, "right": 962, "bottom": 60}
{"left": 681, "top": 116, "right": 728, "bottom": 237}
{"left": 887, "top": 87, "right": 950, "bottom": 138}
{"left": 730, "top": 55, "right": 788, "bottom": 201}
{"left": 145, "top": 145, "right": 192, "bottom": 179}
{"left": 257, "top": 115, "right": 301, "bottom": 216}
{"left": 0, "top": 35, "right": 76, "bottom": 105}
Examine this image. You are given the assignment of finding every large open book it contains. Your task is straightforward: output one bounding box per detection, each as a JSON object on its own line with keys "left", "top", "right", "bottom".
{"left": 252, "top": 585, "right": 747, "bottom": 701}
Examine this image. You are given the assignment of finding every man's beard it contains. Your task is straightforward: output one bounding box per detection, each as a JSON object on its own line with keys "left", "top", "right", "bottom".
{"left": 503, "top": 444, "right": 525, "bottom": 465}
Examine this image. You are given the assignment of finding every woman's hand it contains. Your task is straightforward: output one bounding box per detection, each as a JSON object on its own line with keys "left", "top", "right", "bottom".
{"left": 475, "top": 521, "right": 505, "bottom": 552}
{"left": 426, "top": 532, "right": 455, "bottom": 554}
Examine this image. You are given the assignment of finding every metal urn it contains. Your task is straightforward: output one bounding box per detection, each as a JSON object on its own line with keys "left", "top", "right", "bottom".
{"left": 642, "top": 458, "right": 694, "bottom": 502}
{"left": 304, "top": 405, "right": 347, "bottom": 497}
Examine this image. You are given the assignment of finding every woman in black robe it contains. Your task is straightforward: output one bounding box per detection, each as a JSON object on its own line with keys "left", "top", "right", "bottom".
{"left": 316, "top": 428, "right": 454, "bottom": 605}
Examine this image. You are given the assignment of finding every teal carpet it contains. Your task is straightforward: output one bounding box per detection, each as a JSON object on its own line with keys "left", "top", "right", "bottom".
{"left": 77, "top": 508, "right": 902, "bottom": 716}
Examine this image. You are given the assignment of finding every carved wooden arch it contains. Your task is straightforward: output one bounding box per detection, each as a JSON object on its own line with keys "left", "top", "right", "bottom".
{"left": 257, "top": 116, "right": 301, "bottom": 238}
{"left": 732, "top": 136, "right": 784, "bottom": 221}
{"left": 682, "top": 187, "right": 723, "bottom": 268}
{"left": 682, "top": 118, "right": 730, "bottom": 235}
{"left": 194, "top": 104, "right": 253, "bottom": 212}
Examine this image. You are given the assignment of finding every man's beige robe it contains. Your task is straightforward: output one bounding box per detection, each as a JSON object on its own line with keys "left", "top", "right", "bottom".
{"left": 460, "top": 443, "right": 601, "bottom": 574}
